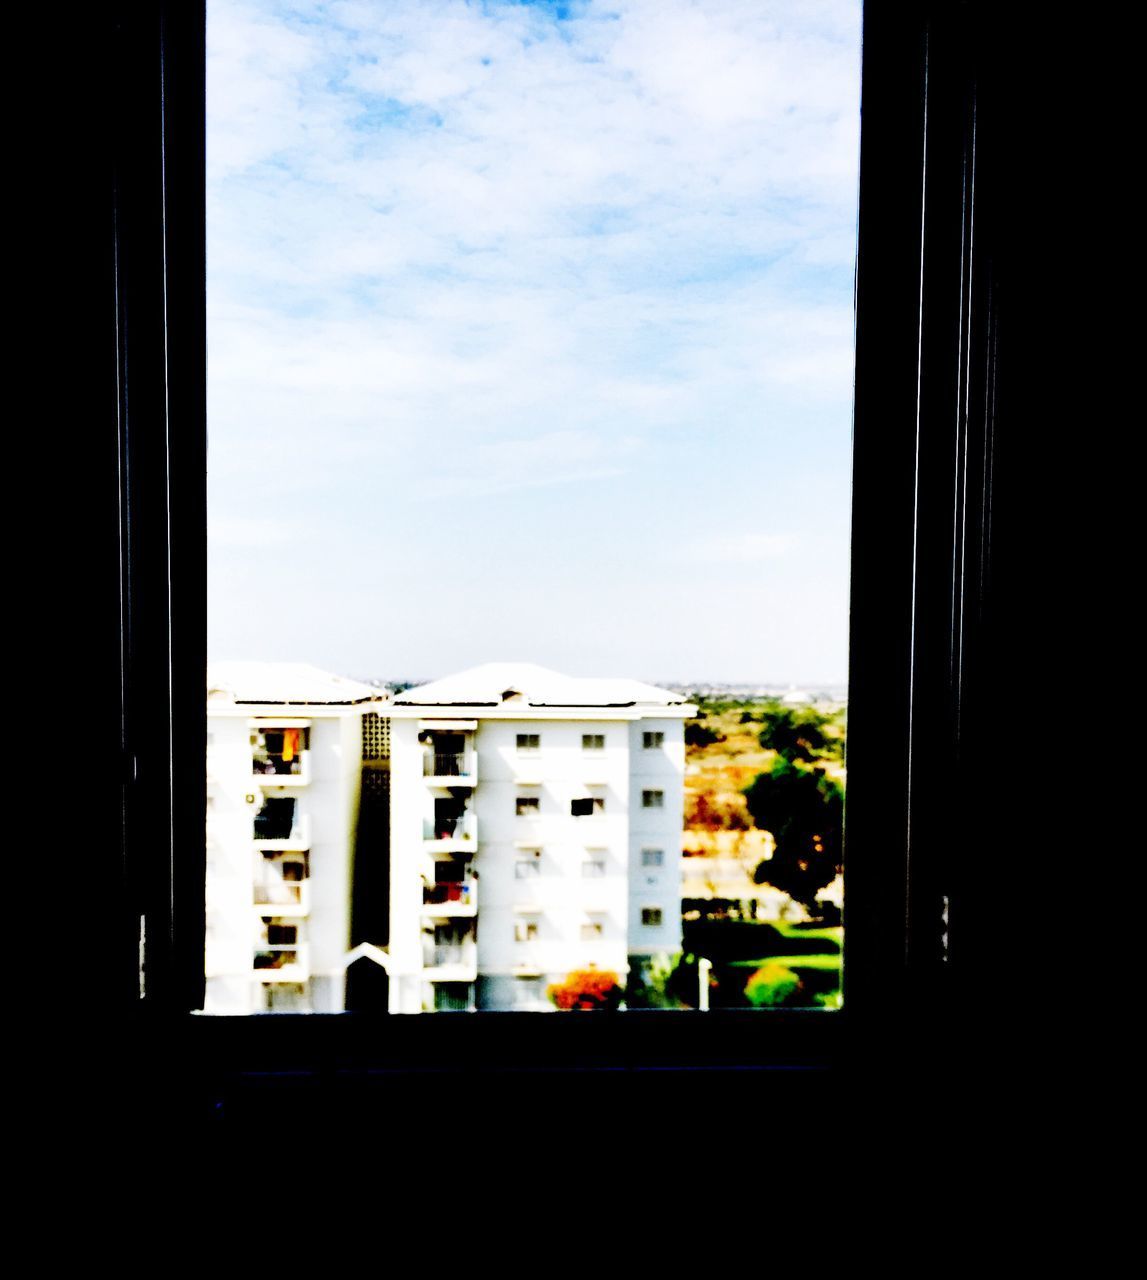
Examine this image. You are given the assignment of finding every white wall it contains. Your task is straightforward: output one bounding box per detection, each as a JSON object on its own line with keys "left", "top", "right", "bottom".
{"left": 205, "top": 715, "right": 261, "bottom": 1010}
{"left": 626, "top": 717, "right": 686, "bottom": 958}
{"left": 474, "top": 718, "right": 630, "bottom": 994}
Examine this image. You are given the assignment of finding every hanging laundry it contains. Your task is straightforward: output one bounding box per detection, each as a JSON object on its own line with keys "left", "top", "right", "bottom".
{"left": 282, "top": 728, "right": 299, "bottom": 762}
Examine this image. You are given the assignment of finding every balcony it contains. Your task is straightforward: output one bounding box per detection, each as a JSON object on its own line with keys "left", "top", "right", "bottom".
{"left": 423, "top": 812, "right": 477, "bottom": 849}
{"left": 254, "top": 875, "right": 309, "bottom": 915}
{"left": 252, "top": 747, "right": 310, "bottom": 785}
{"left": 423, "top": 942, "right": 478, "bottom": 982}
{"left": 253, "top": 943, "right": 310, "bottom": 982}
{"left": 421, "top": 878, "right": 478, "bottom": 919}
{"left": 423, "top": 751, "right": 477, "bottom": 786}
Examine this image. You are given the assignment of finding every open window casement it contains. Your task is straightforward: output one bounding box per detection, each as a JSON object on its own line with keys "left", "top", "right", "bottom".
{"left": 105, "top": 1, "right": 1047, "bottom": 1127}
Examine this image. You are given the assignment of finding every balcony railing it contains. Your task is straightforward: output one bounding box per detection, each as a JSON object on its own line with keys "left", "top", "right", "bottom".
{"left": 423, "top": 813, "right": 477, "bottom": 843}
{"left": 425, "top": 944, "right": 477, "bottom": 969}
{"left": 253, "top": 944, "right": 309, "bottom": 979}
{"left": 252, "top": 749, "right": 308, "bottom": 779}
{"left": 254, "top": 878, "right": 307, "bottom": 907}
{"left": 422, "top": 879, "right": 477, "bottom": 910}
{"left": 424, "top": 752, "right": 469, "bottom": 777}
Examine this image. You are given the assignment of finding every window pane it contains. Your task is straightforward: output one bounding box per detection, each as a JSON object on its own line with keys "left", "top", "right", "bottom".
{"left": 206, "top": 0, "right": 858, "bottom": 1015}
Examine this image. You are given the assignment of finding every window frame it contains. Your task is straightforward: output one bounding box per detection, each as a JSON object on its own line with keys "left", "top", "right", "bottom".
{"left": 106, "top": 0, "right": 1027, "bottom": 1109}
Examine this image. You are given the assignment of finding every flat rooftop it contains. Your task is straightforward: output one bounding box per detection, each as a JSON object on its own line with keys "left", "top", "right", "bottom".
{"left": 392, "top": 662, "right": 693, "bottom": 710}
{"left": 207, "top": 662, "right": 385, "bottom": 706}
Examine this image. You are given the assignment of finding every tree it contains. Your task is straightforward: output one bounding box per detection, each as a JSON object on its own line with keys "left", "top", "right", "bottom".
{"left": 684, "top": 719, "right": 723, "bottom": 748}
{"left": 547, "top": 967, "right": 623, "bottom": 1010}
{"left": 743, "top": 757, "right": 843, "bottom": 909}
{"left": 755, "top": 701, "right": 842, "bottom": 763}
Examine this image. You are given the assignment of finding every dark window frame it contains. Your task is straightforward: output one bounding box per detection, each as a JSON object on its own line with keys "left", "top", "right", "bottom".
{"left": 102, "top": 0, "right": 1042, "bottom": 1117}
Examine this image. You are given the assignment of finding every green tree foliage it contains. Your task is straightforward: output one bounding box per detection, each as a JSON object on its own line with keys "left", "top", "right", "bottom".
{"left": 755, "top": 701, "right": 843, "bottom": 763}
{"left": 743, "top": 757, "right": 844, "bottom": 908}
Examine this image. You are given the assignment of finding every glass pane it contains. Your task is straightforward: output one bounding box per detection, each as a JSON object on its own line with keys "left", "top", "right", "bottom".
{"left": 206, "top": 0, "right": 858, "bottom": 1014}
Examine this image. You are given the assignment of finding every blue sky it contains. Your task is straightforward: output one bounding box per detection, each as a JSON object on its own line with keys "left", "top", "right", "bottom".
{"left": 207, "top": 0, "right": 861, "bottom": 684}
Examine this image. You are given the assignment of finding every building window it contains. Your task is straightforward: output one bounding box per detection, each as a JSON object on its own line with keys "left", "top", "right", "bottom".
{"left": 120, "top": 0, "right": 1013, "bottom": 1070}
{"left": 516, "top": 795, "right": 540, "bottom": 816}
{"left": 516, "top": 733, "right": 540, "bottom": 752}
{"left": 642, "top": 908, "right": 663, "bottom": 928}
{"left": 515, "top": 920, "right": 538, "bottom": 943}
{"left": 642, "top": 731, "right": 664, "bottom": 749}
{"left": 582, "top": 733, "right": 604, "bottom": 750}
{"left": 580, "top": 921, "right": 603, "bottom": 941}
{"left": 571, "top": 797, "right": 604, "bottom": 817}
{"left": 515, "top": 852, "right": 541, "bottom": 878}
{"left": 641, "top": 848, "right": 664, "bottom": 868}
{"left": 582, "top": 856, "right": 606, "bottom": 878}
{"left": 642, "top": 790, "right": 664, "bottom": 809}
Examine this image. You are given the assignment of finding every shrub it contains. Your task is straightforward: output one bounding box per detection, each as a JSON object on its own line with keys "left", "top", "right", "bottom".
{"left": 745, "top": 962, "right": 802, "bottom": 1007}
{"left": 548, "top": 967, "right": 623, "bottom": 1011}
{"left": 626, "top": 952, "right": 683, "bottom": 1009}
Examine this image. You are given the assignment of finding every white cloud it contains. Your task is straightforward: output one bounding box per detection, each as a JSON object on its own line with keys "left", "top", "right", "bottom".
{"left": 206, "top": 0, "right": 860, "bottom": 679}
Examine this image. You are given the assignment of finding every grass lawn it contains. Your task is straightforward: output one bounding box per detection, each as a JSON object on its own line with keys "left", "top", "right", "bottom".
{"left": 728, "top": 953, "right": 842, "bottom": 971}
{"left": 776, "top": 924, "right": 842, "bottom": 948}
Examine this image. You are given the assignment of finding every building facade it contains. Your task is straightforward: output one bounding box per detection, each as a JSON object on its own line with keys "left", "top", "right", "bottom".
{"left": 205, "top": 662, "right": 385, "bottom": 1013}
{"left": 383, "top": 663, "right": 695, "bottom": 1013}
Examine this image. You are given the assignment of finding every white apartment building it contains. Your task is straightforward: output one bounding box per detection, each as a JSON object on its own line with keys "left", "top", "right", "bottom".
{"left": 205, "top": 662, "right": 386, "bottom": 1014}
{"left": 384, "top": 663, "right": 696, "bottom": 1013}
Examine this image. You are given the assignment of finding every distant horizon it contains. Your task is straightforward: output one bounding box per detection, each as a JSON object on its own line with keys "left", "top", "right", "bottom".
{"left": 354, "top": 673, "right": 850, "bottom": 690}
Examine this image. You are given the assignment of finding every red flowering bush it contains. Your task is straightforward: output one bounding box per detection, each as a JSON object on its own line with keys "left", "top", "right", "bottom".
{"left": 547, "top": 967, "right": 623, "bottom": 1011}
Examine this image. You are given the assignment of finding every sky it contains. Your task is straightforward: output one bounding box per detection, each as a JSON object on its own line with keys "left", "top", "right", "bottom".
{"left": 207, "top": 0, "right": 861, "bottom": 685}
